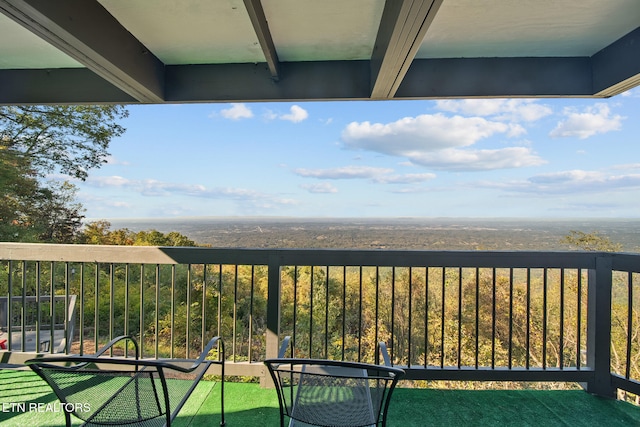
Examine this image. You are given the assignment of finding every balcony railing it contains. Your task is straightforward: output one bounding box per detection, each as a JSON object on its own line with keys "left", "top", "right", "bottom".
{"left": 1, "top": 242, "right": 639, "bottom": 398}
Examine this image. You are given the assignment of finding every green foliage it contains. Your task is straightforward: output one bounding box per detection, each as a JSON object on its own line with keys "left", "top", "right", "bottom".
{"left": 0, "top": 156, "right": 84, "bottom": 242}
{"left": 277, "top": 266, "right": 595, "bottom": 371}
{"left": 80, "top": 220, "right": 198, "bottom": 247}
{"left": 561, "top": 230, "right": 623, "bottom": 252}
{"left": 30, "top": 181, "right": 85, "bottom": 243}
{"left": 0, "top": 146, "right": 40, "bottom": 241}
{"left": 0, "top": 105, "right": 128, "bottom": 180}
{"left": 0, "top": 105, "right": 127, "bottom": 242}
{"left": 3, "top": 255, "right": 640, "bottom": 390}
{"left": 82, "top": 220, "right": 125, "bottom": 245}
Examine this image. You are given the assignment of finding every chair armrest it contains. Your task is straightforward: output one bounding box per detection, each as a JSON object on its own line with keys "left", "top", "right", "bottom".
{"left": 178, "top": 336, "right": 224, "bottom": 373}
{"left": 27, "top": 336, "right": 225, "bottom": 374}
{"left": 94, "top": 335, "right": 139, "bottom": 359}
{"left": 26, "top": 335, "right": 139, "bottom": 370}
{"left": 152, "top": 336, "right": 224, "bottom": 373}
{"left": 378, "top": 341, "right": 392, "bottom": 367}
{"left": 278, "top": 336, "right": 291, "bottom": 358}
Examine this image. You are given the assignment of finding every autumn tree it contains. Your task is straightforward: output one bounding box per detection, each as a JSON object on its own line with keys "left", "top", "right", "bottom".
{"left": 561, "top": 230, "right": 622, "bottom": 252}
{"left": 80, "top": 220, "right": 197, "bottom": 247}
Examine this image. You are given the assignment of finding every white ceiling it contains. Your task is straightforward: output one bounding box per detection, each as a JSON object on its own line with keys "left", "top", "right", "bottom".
{"left": 98, "top": 0, "right": 388, "bottom": 64}
{"left": 0, "top": 0, "right": 638, "bottom": 104}
{"left": 99, "top": 0, "right": 265, "bottom": 64}
{"left": 0, "top": 13, "right": 80, "bottom": 68}
{"left": 261, "top": 0, "right": 385, "bottom": 62}
{"left": 418, "top": 0, "right": 640, "bottom": 58}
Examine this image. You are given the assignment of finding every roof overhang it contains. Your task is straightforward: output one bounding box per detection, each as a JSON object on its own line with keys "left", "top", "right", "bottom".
{"left": 1, "top": 0, "right": 639, "bottom": 105}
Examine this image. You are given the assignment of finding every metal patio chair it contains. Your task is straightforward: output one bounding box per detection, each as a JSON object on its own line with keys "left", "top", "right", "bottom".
{"left": 26, "top": 335, "right": 225, "bottom": 427}
{"left": 265, "top": 337, "right": 404, "bottom": 427}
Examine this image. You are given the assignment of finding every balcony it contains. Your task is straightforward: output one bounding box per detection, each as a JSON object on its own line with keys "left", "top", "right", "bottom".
{"left": 1, "top": 242, "right": 640, "bottom": 424}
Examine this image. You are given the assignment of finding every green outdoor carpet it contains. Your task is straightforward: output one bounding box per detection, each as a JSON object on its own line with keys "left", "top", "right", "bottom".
{"left": 0, "top": 368, "right": 218, "bottom": 427}
{"left": 3, "top": 368, "right": 640, "bottom": 426}
{"left": 197, "top": 383, "right": 640, "bottom": 427}
{"left": 388, "top": 388, "right": 640, "bottom": 427}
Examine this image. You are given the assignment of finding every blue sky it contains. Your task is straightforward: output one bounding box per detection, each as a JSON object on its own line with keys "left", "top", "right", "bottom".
{"left": 67, "top": 89, "right": 640, "bottom": 219}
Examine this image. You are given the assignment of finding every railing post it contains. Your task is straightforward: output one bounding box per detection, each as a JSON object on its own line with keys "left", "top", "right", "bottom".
{"left": 262, "top": 252, "right": 282, "bottom": 387}
{"left": 585, "top": 254, "right": 615, "bottom": 397}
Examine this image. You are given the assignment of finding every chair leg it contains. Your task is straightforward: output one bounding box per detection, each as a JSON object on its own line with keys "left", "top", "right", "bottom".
{"left": 64, "top": 408, "right": 71, "bottom": 427}
{"left": 220, "top": 357, "right": 225, "bottom": 426}
{"left": 220, "top": 379, "right": 225, "bottom": 426}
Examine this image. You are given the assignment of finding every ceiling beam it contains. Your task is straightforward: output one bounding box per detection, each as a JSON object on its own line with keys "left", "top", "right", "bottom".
{"left": 370, "top": 0, "right": 443, "bottom": 99}
{"left": 0, "top": 68, "right": 136, "bottom": 104}
{"left": 396, "top": 57, "right": 594, "bottom": 98}
{"left": 168, "top": 57, "right": 597, "bottom": 101}
{"left": 165, "top": 61, "right": 371, "bottom": 103}
{"left": 592, "top": 26, "right": 640, "bottom": 97}
{"left": 0, "top": 0, "right": 165, "bottom": 103}
{"left": 3, "top": 53, "right": 638, "bottom": 105}
{"left": 243, "top": 0, "right": 280, "bottom": 81}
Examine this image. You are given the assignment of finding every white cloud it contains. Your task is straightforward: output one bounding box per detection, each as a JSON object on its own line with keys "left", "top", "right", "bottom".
{"left": 265, "top": 105, "right": 309, "bottom": 123}
{"left": 280, "top": 105, "right": 309, "bottom": 123}
{"left": 83, "top": 175, "right": 293, "bottom": 209}
{"left": 220, "top": 103, "right": 254, "bottom": 120}
{"left": 612, "top": 163, "right": 640, "bottom": 170}
{"left": 388, "top": 187, "right": 434, "bottom": 194}
{"left": 482, "top": 169, "right": 640, "bottom": 195}
{"left": 294, "top": 166, "right": 437, "bottom": 186}
{"left": 436, "top": 99, "right": 552, "bottom": 122}
{"left": 294, "top": 166, "right": 393, "bottom": 180}
{"left": 409, "top": 147, "right": 545, "bottom": 171}
{"left": 372, "top": 173, "right": 436, "bottom": 184}
{"left": 104, "top": 155, "right": 129, "bottom": 166}
{"left": 505, "top": 124, "right": 527, "bottom": 138}
{"left": 620, "top": 88, "right": 640, "bottom": 98}
{"left": 88, "top": 175, "right": 130, "bottom": 187}
{"left": 528, "top": 170, "right": 604, "bottom": 185}
{"left": 341, "top": 114, "right": 543, "bottom": 171}
{"left": 549, "top": 104, "right": 624, "bottom": 139}
{"left": 78, "top": 193, "right": 132, "bottom": 209}
{"left": 262, "top": 110, "right": 278, "bottom": 120}
{"left": 301, "top": 183, "right": 338, "bottom": 193}
{"left": 342, "top": 114, "right": 513, "bottom": 154}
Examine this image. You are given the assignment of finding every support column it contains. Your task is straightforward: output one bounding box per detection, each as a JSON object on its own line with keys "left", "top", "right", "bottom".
{"left": 585, "top": 254, "right": 615, "bottom": 397}
{"left": 261, "top": 251, "right": 282, "bottom": 387}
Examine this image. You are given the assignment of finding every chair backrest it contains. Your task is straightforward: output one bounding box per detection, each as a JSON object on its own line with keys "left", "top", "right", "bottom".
{"left": 32, "top": 363, "right": 171, "bottom": 425}
{"left": 27, "top": 335, "right": 225, "bottom": 427}
{"left": 265, "top": 358, "right": 404, "bottom": 427}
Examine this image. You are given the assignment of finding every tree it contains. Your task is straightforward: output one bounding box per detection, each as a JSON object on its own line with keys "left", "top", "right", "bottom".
{"left": 30, "top": 181, "right": 84, "bottom": 243}
{"left": 82, "top": 220, "right": 117, "bottom": 245}
{"left": 79, "top": 220, "right": 198, "bottom": 247}
{"left": 0, "top": 105, "right": 128, "bottom": 180}
{"left": 561, "top": 230, "right": 622, "bottom": 252}
{"left": 0, "top": 105, "right": 128, "bottom": 242}
{"left": 0, "top": 146, "right": 40, "bottom": 240}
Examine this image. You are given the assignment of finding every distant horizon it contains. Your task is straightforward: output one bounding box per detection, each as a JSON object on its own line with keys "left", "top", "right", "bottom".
{"left": 100, "top": 215, "right": 640, "bottom": 224}
{"left": 99, "top": 215, "right": 640, "bottom": 252}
